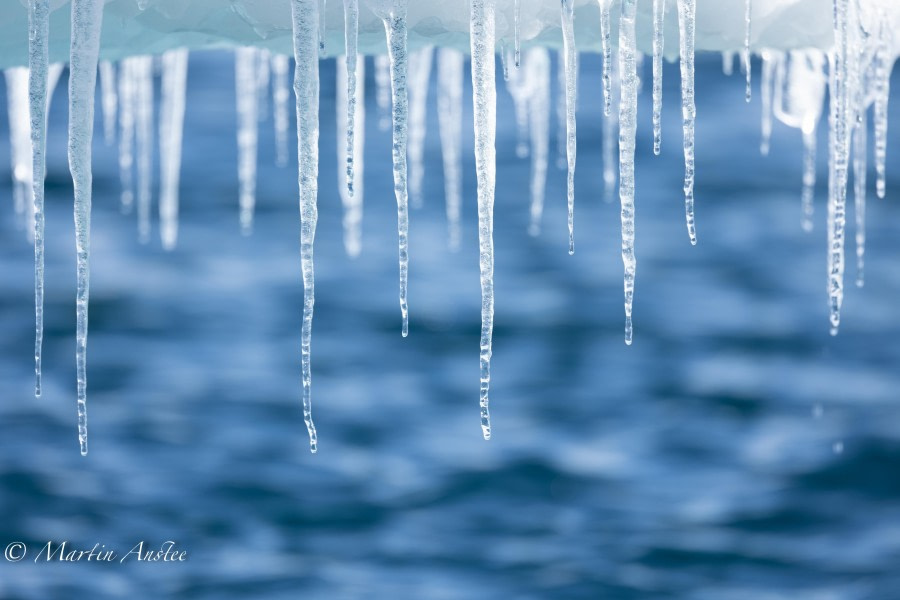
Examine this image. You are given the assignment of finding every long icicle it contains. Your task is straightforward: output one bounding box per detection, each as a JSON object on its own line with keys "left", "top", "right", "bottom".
{"left": 619, "top": 0, "right": 638, "bottom": 346}
{"left": 290, "top": 0, "right": 320, "bottom": 453}
{"left": 29, "top": 0, "right": 50, "bottom": 397}
{"left": 159, "top": 49, "right": 189, "bottom": 251}
{"left": 599, "top": 0, "right": 612, "bottom": 117}
{"left": 828, "top": 0, "right": 850, "bottom": 335}
{"left": 342, "top": 0, "right": 360, "bottom": 198}
{"left": 437, "top": 48, "right": 463, "bottom": 251}
{"left": 69, "top": 0, "right": 104, "bottom": 456}
{"left": 134, "top": 56, "right": 153, "bottom": 244}
{"left": 99, "top": 60, "right": 117, "bottom": 145}
{"left": 560, "top": 0, "right": 577, "bottom": 255}
{"left": 744, "top": 0, "right": 752, "bottom": 101}
{"left": 235, "top": 48, "right": 259, "bottom": 235}
{"left": 408, "top": 46, "right": 434, "bottom": 209}
{"left": 118, "top": 58, "right": 136, "bottom": 213}
{"left": 336, "top": 55, "right": 366, "bottom": 257}
{"left": 381, "top": 0, "right": 410, "bottom": 337}
{"left": 272, "top": 54, "right": 291, "bottom": 168}
{"left": 677, "top": 0, "right": 697, "bottom": 245}
{"left": 603, "top": 44, "right": 619, "bottom": 202}
{"left": 652, "top": 0, "right": 664, "bottom": 155}
{"left": 471, "top": 0, "right": 496, "bottom": 440}
{"left": 527, "top": 47, "right": 551, "bottom": 237}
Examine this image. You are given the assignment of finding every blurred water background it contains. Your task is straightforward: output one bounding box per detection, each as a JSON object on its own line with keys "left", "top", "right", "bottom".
{"left": 1, "top": 51, "right": 900, "bottom": 599}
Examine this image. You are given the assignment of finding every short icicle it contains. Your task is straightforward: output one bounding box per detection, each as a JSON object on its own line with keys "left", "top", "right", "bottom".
{"left": 873, "top": 20, "right": 891, "bottom": 199}
{"left": 651, "top": 0, "right": 664, "bottom": 155}
{"left": 29, "top": 0, "right": 50, "bottom": 397}
{"left": 676, "top": 0, "right": 697, "bottom": 245}
{"left": 526, "top": 48, "right": 550, "bottom": 237}
{"left": 603, "top": 44, "right": 619, "bottom": 202}
{"left": 375, "top": 54, "right": 392, "bottom": 131}
{"left": 801, "top": 126, "right": 816, "bottom": 232}
{"left": 290, "top": 0, "right": 320, "bottom": 453}
{"left": 272, "top": 54, "right": 291, "bottom": 168}
{"left": 379, "top": 0, "right": 411, "bottom": 337}
{"left": 235, "top": 48, "right": 259, "bottom": 235}
{"left": 408, "top": 46, "right": 434, "bottom": 209}
{"left": 4, "top": 69, "right": 31, "bottom": 231}
{"left": 99, "top": 60, "right": 117, "bottom": 145}
{"left": 744, "top": 0, "right": 752, "bottom": 101}
{"left": 437, "top": 48, "right": 463, "bottom": 250}
{"left": 470, "top": 0, "right": 497, "bottom": 440}
{"left": 159, "top": 49, "right": 189, "bottom": 250}
{"left": 760, "top": 52, "right": 774, "bottom": 156}
{"left": 852, "top": 108, "right": 866, "bottom": 288}
{"left": 336, "top": 55, "right": 366, "bottom": 257}
{"left": 619, "top": 0, "right": 638, "bottom": 346}
{"left": 514, "top": 0, "right": 521, "bottom": 68}
{"left": 505, "top": 53, "right": 531, "bottom": 158}
{"left": 68, "top": 0, "right": 104, "bottom": 456}
{"left": 560, "top": 0, "right": 577, "bottom": 255}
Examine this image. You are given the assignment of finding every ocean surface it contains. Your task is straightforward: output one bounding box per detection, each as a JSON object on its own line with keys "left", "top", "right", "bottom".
{"left": 1, "top": 51, "right": 900, "bottom": 599}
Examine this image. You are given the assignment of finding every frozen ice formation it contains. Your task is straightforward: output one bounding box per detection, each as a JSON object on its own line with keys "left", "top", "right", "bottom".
{"left": 2, "top": 0, "right": 899, "bottom": 453}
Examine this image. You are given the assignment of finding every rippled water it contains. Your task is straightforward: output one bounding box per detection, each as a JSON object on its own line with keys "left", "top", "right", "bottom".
{"left": 1, "top": 51, "right": 900, "bottom": 599}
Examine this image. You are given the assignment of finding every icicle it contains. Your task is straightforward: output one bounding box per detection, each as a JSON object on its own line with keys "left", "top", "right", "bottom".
{"left": 722, "top": 51, "right": 735, "bottom": 76}
{"left": 652, "top": 0, "right": 665, "bottom": 155}
{"left": 801, "top": 127, "right": 816, "bottom": 232}
{"left": 555, "top": 50, "right": 566, "bottom": 170}
{"left": 159, "top": 49, "right": 188, "bottom": 251}
{"left": 514, "top": 0, "right": 521, "bottom": 68}
{"left": 526, "top": 47, "right": 550, "bottom": 237}
{"left": 337, "top": 55, "right": 366, "bottom": 257}
{"left": 619, "top": 0, "right": 637, "bottom": 346}
{"left": 603, "top": 44, "right": 619, "bottom": 202}
{"left": 437, "top": 48, "right": 463, "bottom": 250}
{"left": 560, "top": 0, "right": 577, "bottom": 255}
{"left": 69, "top": 0, "right": 104, "bottom": 456}
{"left": 599, "top": 0, "right": 612, "bottom": 116}
{"left": 342, "top": 0, "right": 360, "bottom": 195}
{"left": 744, "top": 0, "right": 752, "bottom": 101}
{"left": 853, "top": 110, "right": 865, "bottom": 288}
{"left": 873, "top": 21, "right": 891, "bottom": 199}
{"left": 235, "top": 48, "right": 259, "bottom": 235}
{"left": 760, "top": 51, "right": 775, "bottom": 156}
{"left": 408, "top": 46, "right": 434, "bottom": 209}
{"left": 375, "top": 54, "right": 392, "bottom": 131}
{"left": 29, "top": 0, "right": 50, "bottom": 398}
{"left": 505, "top": 52, "right": 531, "bottom": 159}
{"left": 828, "top": 0, "right": 851, "bottom": 335}
{"left": 272, "top": 54, "right": 291, "bottom": 167}
{"left": 255, "top": 49, "right": 271, "bottom": 122}
{"left": 4, "top": 68, "right": 31, "bottom": 233}
{"left": 676, "top": 0, "right": 697, "bottom": 245}
{"left": 133, "top": 56, "right": 154, "bottom": 244}
{"left": 499, "top": 39, "right": 510, "bottom": 82}
{"left": 319, "top": 0, "right": 327, "bottom": 56}
{"left": 470, "top": 0, "right": 496, "bottom": 441}
{"left": 378, "top": 0, "right": 411, "bottom": 337}
{"left": 118, "top": 58, "right": 136, "bottom": 213}
{"left": 99, "top": 61, "right": 117, "bottom": 145}
{"left": 290, "top": 0, "right": 320, "bottom": 453}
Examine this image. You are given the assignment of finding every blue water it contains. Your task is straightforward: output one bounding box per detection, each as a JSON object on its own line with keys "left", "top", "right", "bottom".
{"left": 1, "top": 51, "right": 900, "bottom": 599}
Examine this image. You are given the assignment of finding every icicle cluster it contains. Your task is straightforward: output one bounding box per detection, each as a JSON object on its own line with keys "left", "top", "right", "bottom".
{"left": 5, "top": 0, "right": 899, "bottom": 453}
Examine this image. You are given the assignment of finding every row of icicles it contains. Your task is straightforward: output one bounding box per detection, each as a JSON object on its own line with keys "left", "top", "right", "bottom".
{"left": 6, "top": 0, "right": 895, "bottom": 454}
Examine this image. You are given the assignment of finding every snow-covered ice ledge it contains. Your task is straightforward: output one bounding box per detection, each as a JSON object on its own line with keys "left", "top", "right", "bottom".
{"left": 2, "top": 0, "right": 895, "bottom": 69}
